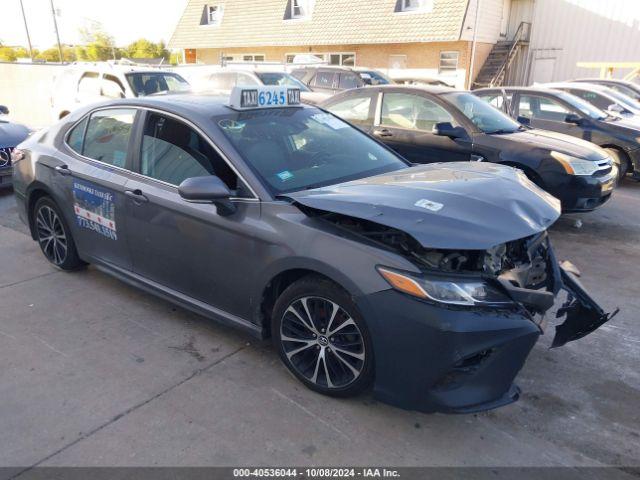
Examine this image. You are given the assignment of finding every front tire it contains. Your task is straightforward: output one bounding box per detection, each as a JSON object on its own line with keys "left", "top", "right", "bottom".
{"left": 272, "top": 276, "right": 374, "bottom": 397}
{"left": 604, "top": 148, "right": 627, "bottom": 184}
{"left": 33, "top": 196, "right": 84, "bottom": 270}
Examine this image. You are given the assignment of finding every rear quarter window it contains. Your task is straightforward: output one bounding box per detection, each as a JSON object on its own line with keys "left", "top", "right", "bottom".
{"left": 82, "top": 109, "right": 136, "bottom": 168}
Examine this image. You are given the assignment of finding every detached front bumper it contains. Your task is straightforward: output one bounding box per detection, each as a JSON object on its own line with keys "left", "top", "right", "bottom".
{"left": 357, "top": 261, "right": 617, "bottom": 414}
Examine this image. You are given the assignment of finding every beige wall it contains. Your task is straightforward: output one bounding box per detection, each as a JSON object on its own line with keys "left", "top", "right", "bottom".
{"left": 196, "top": 41, "right": 468, "bottom": 67}
{"left": 193, "top": 41, "right": 492, "bottom": 88}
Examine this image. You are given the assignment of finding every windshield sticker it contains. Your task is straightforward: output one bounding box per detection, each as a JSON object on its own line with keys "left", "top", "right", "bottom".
{"left": 415, "top": 199, "right": 444, "bottom": 212}
{"left": 72, "top": 180, "right": 117, "bottom": 240}
{"left": 277, "top": 170, "right": 294, "bottom": 182}
{"left": 311, "top": 113, "right": 349, "bottom": 130}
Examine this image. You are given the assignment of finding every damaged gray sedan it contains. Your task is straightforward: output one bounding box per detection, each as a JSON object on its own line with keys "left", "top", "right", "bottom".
{"left": 11, "top": 87, "right": 617, "bottom": 413}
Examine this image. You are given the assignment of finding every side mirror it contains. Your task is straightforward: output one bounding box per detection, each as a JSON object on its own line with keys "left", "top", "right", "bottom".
{"left": 517, "top": 116, "right": 531, "bottom": 126}
{"left": 0, "top": 105, "right": 9, "bottom": 115}
{"left": 432, "top": 122, "right": 468, "bottom": 140}
{"left": 564, "top": 113, "right": 582, "bottom": 125}
{"left": 178, "top": 176, "right": 236, "bottom": 216}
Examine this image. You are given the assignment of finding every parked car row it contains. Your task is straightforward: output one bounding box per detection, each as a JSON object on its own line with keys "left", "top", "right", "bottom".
{"left": 475, "top": 86, "right": 640, "bottom": 180}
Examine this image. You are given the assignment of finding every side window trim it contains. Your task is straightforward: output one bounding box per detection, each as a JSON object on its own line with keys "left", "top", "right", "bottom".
{"left": 377, "top": 92, "right": 454, "bottom": 132}
{"left": 64, "top": 106, "right": 260, "bottom": 201}
{"left": 63, "top": 107, "right": 139, "bottom": 173}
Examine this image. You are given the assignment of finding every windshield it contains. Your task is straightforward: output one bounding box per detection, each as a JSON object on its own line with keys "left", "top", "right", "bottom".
{"left": 126, "top": 72, "right": 191, "bottom": 97}
{"left": 609, "top": 83, "right": 640, "bottom": 102}
{"left": 557, "top": 91, "right": 608, "bottom": 120}
{"left": 443, "top": 92, "right": 522, "bottom": 134}
{"left": 359, "top": 71, "right": 392, "bottom": 86}
{"left": 256, "top": 72, "right": 310, "bottom": 91}
{"left": 215, "top": 108, "right": 408, "bottom": 195}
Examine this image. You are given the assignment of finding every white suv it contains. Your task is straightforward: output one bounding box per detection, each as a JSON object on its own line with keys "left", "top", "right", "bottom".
{"left": 51, "top": 64, "right": 190, "bottom": 121}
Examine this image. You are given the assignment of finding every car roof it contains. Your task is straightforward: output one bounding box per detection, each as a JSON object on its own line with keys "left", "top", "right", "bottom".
{"left": 543, "top": 82, "right": 614, "bottom": 92}
{"left": 365, "top": 84, "right": 460, "bottom": 95}
{"left": 88, "top": 93, "right": 317, "bottom": 118}
{"left": 475, "top": 86, "right": 568, "bottom": 95}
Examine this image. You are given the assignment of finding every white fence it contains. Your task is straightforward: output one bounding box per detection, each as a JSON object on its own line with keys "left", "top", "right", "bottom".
{"left": 0, "top": 63, "right": 66, "bottom": 129}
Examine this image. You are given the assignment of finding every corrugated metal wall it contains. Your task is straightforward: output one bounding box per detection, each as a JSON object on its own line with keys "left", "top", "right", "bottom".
{"left": 506, "top": 0, "right": 640, "bottom": 85}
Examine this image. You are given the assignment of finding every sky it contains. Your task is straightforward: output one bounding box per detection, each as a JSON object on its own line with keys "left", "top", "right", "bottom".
{"left": 0, "top": 0, "right": 189, "bottom": 49}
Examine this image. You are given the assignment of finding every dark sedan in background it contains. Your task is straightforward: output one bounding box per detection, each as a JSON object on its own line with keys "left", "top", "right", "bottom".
{"left": 474, "top": 86, "right": 640, "bottom": 181}
{"left": 0, "top": 105, "right": 30, "bottom": 188}
{"left": 291, "top": 66, "right": 392, "bottom": 95}
{"left": 321, "top": 86, "right": 617, "bottom": 213}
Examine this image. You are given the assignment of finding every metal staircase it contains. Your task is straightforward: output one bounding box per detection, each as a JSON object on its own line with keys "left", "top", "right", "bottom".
{"left": 472, "top": 22, "right": 531, "bottom": 89}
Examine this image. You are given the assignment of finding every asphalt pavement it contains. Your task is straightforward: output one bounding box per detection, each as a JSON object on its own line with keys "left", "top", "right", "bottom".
{"left": 0, "top": 180, "right": 638, "bottom": 473}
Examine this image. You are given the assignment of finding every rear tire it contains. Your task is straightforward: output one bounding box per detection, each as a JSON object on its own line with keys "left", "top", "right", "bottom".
{"left": 33, "top": 196, "right": 84, "bottom": 270}
{"left": 272, "top": 276, "right": 374, "bottom": 398}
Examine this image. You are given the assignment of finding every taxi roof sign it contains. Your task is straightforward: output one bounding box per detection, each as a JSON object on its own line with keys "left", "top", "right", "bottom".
{"left": 229, "top": 85, "right": 301, "bottom": 110}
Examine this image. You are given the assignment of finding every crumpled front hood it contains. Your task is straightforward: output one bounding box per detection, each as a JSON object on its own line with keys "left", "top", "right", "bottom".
{"left": 495, "top": 129, "right": 609, "bottom": 160}
{"left": 287, "top": 162, "right": 561, "bottom": 250}
{"left": 0, "top": 121, "right": 30, "bottom": 148}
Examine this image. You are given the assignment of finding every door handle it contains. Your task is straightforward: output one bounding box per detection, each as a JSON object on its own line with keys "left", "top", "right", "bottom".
{"left": 54, "top": 165, "right": 72, "bottom": 176}
{"left": 125, "top": 189, "right": 149, "bottom": 204}
{"left": 373, "top": 129, "right": 393, "bottom": 138}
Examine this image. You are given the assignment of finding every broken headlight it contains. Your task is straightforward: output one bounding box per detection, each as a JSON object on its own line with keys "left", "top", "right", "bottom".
{"left": 378, "top": 267, "right": 513, "bottom": 307}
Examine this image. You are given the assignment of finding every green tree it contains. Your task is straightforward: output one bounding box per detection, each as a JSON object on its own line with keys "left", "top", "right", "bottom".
{"left": 79, "top": 27, "right": 116, "bottom": 61}
{"left": 124, "top": 39, "right": 169, "bottom": 60}
{"left": 0, "top": 46, "right": 17, "bottom": 62}
{"left": 36, "top": 46, "right": 76, "bottom": 63}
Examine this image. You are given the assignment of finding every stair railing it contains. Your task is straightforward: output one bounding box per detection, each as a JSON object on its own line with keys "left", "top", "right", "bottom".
{"left": 489, "top": 21, "right": 532, "bottom": 87}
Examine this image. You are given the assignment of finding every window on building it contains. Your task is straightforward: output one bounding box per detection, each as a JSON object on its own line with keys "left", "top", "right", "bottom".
{"left": 205, "top": 5, "right": 223, "bottom": 25}
{"left": 242, "top": 54, "right": 266, "bottom": 62}
{"left": 141, "top": 112, "right": 241, "bottom": 192}
{"left": 285, "top": 52, "right": 355, "bottom": 66}
{"left": 83, "top": 109, "right": 136, "bottom": 168}
{"left": 287, "top": 0, "right": 313, "bottom": 19}
{"left": 397, "top": 0, "right": 432, "bottom": 13}
{"left": 439, "top": 51, "right": 459, "bottom": 75}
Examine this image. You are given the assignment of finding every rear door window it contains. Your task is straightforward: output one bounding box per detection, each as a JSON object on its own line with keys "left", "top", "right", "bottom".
{"left": 82, "top": 109, "right": 136, "bottom": 168}
{"left": 313, "top": 72, "right": 338, "bottom": 89}
{"left": 518, "top": 95, "right": 570, "bottom": 121}
{"left": 77, "top": 72, "right": 101, "bottom": 96}
{"left": 102, "top": 75, "right": 126, "bottom": 99}
{"left": 339, "top": 73, "right": 360, "bottom": 90}
{"left": 568, "top": 89, "right": 611, "bottom": 110}
{"left": 381, "top": 93, "right": 455, "bottom": 131}
{"left": 326, "top": 95, "right": 374, "bottom": 127}
{"left": 67, "top": 117, "right": 88, "bottom": 154}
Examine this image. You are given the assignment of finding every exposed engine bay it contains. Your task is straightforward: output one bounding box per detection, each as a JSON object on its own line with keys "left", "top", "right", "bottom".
{"left": 301, "top": 206, "right": 618, "bottom": 347}
{"left": 306, "top": 207, "right": 549, "bottom": 283}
